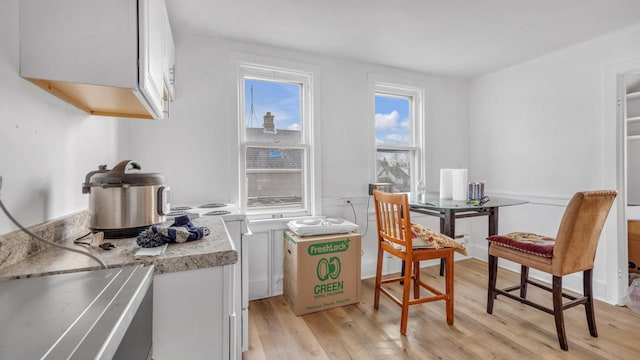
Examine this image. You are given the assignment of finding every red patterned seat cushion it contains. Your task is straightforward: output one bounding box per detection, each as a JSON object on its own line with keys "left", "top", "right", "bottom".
{"left": 487, "top": 232, "right": 555, "bottom": 258}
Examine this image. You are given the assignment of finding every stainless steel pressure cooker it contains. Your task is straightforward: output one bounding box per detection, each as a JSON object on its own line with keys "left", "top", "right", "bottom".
{"left": 82, "top": 160, "right": 170, "bottom": 238}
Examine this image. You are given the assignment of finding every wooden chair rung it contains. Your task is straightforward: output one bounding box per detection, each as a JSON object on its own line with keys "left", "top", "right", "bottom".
{"left": 380, "top": 277, "right": 404, "bottom": 285}
{"left": 379, "top": 287, "right": 402, "bottom": 307}
{"left": 417, "top": 281, "right": 445, "bottom": 296}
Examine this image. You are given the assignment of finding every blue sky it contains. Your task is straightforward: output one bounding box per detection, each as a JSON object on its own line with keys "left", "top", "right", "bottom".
{"left": 375, "top": 95, "right": 410, "bottom": 146}
{"left": 244, "top": 79, "right": 301, "bottom": 130}
{"left": 244, "top": 79, "right": 410, "bottom": 145}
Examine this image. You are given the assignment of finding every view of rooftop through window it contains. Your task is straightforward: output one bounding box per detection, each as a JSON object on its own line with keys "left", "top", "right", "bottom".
{"left": 243, "top": 78, "right": 304, "bottom": 209}
{"left": 375, "top": 94, "right": 413, "bottom": 192}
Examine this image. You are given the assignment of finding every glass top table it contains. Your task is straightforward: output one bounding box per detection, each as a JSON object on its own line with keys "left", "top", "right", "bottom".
{"left": 409, "top": 192, "right": 527, "bottom": 236}
{"left": 409, "top": 192, "right": 527, "bottom": 275}
{"left": 410, "top": 193, "right": 526, "bottom": 210}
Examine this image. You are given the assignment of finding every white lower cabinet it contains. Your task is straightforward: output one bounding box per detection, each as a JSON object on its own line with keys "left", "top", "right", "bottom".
{"left": 246, "top": 222, "right": 287, "bottom": 300}
{"left": 153, "top": 265, "right": 236, "bottom": 360}
{"left": 224, "top": 219, "right": 248, "bottom": 355}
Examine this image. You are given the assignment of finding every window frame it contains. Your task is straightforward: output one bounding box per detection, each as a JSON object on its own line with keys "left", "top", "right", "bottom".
{"left": 373, "top": 81, "right": 425, "bottom": 194}
{"left": 237, "top": 62, "right": 316, "bottom": 218}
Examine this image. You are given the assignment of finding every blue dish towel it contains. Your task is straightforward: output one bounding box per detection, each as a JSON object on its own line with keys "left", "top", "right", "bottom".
{"left": 137, "top": 215, "right": 210, "bottom": 248}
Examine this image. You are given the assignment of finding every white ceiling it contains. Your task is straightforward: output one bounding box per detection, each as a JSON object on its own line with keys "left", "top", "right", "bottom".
{"left": 166, "top": 0, "right": 640, "bottom": 78}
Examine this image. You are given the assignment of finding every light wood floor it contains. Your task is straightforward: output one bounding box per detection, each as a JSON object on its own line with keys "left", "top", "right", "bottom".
{"left": 244, "top": 259, "right": 640, "bottom": 359}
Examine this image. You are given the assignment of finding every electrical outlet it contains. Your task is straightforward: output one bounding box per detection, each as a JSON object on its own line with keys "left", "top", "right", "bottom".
{"left": 455, "top": 233, "right": 468, "bottom": 245}
{"left": 339, "top": 198, "right": 352, "bottom": 205}
{"left": 368, "top": 182, "right": 392, "bottom": 195}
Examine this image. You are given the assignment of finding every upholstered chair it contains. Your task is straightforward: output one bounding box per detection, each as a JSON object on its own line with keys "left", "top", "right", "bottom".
{"left": 486, "top": 190, "right": 616, "bottom": 350}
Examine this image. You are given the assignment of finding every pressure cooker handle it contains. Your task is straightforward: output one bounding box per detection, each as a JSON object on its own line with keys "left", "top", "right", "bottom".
{"left": 81, "top": 164, "right": 108, "bottom": 194}
{"left": 157, "top": 186, "right": 171, "bottom": 215}
{"left": 111, "top": 160, "right": 142, "bottom": 174}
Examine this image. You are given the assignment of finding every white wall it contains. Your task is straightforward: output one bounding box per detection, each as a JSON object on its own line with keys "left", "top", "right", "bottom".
{"left": 119, "top": 32, "right": 470, "bottom": 279}
{"left": 120, "top": 32, "right": 470, "bottom": 206}
{"left": 469, "top": 24, "right": 640, "bottom": 304}
{"left": 0, "top": 0, "right": 119, "bottom": 234}
{"left": 118, "top": 34, "right": 235, "bottom": 205}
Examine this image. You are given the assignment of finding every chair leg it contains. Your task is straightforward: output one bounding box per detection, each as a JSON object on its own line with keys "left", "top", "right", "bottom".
{"left": 552, "top": 275, "right": 569, "bottom": 351}
{"left": 400, "top": 258, "right": 413, "bottom": 335}
{"left": 520, "top": 265, "right": 529, "bottom": 299}
{"left": 584, "top": 269, "right": 598, "bottom": 337}
{"left": 374, "top": 247, "right": 384, "bottom": 310}
{"left": 413, "top": 261, "right": 420, "bottom": 299}
{"left": 445, "top": 251, "right": 454, "bottom": 325}
{"left": 439, "top": 258, "right": 445, "bottom": 276}
{"left": 487, "top": 254, "right": 498, "bottom": 314}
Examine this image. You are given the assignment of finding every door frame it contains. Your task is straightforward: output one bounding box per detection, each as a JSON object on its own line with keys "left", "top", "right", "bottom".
{"left": 605, "top": 57, "right": 640, "bottom": 304}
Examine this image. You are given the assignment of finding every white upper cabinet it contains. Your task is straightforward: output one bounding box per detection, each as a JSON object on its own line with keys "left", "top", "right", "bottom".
{"left": 20, "top": 0, "right": 175, "bottom": 120}
{"left": 138, "top": 0, "right": 168, "bottom": 119}
{"left": 163, "top": 3, "right": 176, "bottom": 102}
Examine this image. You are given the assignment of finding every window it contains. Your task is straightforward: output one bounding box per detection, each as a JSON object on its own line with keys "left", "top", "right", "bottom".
{"left": 238, "top": 64, "right": 314, "bottom": 216}
{"left": 374, "top": 83, "right": 424, "bottom": 193}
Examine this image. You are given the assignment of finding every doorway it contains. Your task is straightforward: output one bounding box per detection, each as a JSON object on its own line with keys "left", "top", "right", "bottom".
{"left": 605, "top": 57, "right": 640, "bottom": 304}
{"left": 624, "top": 72, "right": 640, "bottom": 284}
{"left": 609, "top": 60, "right": 640, "bottom": 304}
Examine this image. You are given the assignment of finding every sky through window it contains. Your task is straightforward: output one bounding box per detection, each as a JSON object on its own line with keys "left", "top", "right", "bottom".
{"left": 245, "top": 79, "right": 301, "bottom": 131}
{"left": 375, "top": 95, "right": 410, "bottom": 146}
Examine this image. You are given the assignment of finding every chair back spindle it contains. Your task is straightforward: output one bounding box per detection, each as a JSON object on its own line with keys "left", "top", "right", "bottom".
{"left": 374, "top": 191, "right": 413, "bottom": 252}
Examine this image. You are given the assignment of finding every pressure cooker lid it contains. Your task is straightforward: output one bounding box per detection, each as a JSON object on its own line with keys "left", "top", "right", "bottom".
{"left": 89, "top": 160, "right": 165, "bottom": 186}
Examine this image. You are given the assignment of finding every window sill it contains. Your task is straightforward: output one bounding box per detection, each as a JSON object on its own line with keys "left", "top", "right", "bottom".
{"left": 247, "top": 214, "right": 319, "bottom": 226}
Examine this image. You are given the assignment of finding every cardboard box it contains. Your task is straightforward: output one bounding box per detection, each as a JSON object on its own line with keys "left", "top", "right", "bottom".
{"left": 629, "top": 221, "right": 640, "bottom": 273}
{"left": 283, "top": 230, "right": 361, "bottom": 315}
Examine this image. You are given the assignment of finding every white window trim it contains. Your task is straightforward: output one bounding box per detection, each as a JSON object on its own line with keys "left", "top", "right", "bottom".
{"left": 231, "top": 54, "right": 321, "bottom": 219}
{"left": 371, "top": 78, "right": 426, "bottom": 193}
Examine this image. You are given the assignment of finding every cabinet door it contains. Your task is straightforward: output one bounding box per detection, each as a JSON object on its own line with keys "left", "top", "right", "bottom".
{"left": 154, "top": 266, "right": 232, "bottom": 359}
{"left": 246, "top": 225, "right": 286, "bottom": 300}
{"left": 247, "top": 231, "right": 271, "bottom": 300}
{"left": 224, "top": 221, "right": 244, "bottom": 358}
{"left": 138, "top": 0, "right": 166, "bottom": 119}
{"left": 163, "top": 10, "right": 176, "bottom": 101}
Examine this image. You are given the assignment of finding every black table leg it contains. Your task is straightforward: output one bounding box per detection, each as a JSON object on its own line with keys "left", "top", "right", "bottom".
{"left": 489, "top": 207, "right": 499, "bottom": 236}
{"left": 439, "top": 209, "right": 455, "bottom": 276}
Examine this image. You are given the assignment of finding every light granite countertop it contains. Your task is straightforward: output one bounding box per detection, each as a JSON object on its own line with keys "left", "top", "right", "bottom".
{"left": 0, "top": 216, "right": 237, "bottom": 281}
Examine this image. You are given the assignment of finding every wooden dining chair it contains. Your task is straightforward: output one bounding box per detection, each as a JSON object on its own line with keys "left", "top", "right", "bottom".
{"left": 373, "top": 190, "right": 455, "bottom": 335}
{"left": 486, "top": 190, "right": 616, "bottom": 351}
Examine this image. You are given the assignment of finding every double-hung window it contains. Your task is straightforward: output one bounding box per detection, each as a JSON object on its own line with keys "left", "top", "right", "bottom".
{"left": 374, "top": 82, "right": 424, "bottom": 193}
{"left": 237, "top": 63, "right": 314, "bottom": 217}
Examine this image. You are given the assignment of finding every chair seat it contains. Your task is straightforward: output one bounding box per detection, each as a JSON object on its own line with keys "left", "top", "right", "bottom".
{"left": 488, "top": 232, "right": 555, "bottom": 257}
{"left": 489, "top": 240, "right": 553, "bottom": 273}
{"left": 384, "top": 231, "right": 433, "bottom": 252}
{"left": 411, "top": 223, "right": 468, "bottom": 255}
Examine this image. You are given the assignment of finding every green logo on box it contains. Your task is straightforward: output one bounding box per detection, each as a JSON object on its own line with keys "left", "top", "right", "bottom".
{"left": 314, "top": 256, "right": 344, "bottom": 298}
{"left": 308, "top": 239, "right": 350, "bottom": 256}
{"left": 316, "top": 256, "right": 341, "bottom": 281}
